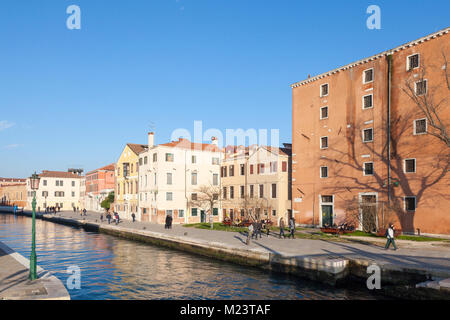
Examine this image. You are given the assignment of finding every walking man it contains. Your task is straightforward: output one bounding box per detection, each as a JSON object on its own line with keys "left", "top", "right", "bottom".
{"left": 279, "top": 218, "right": 286, "bottom": 239}
{"left": 131, "top": 212, "right": 136, "bottom": 223}
{"left": 106, "top": 212, "right": 111, "bottom": 224}
{"left": 246, "top": 223, "right": 254, "bottom": 245}
{"left": 385, "top": 223, "right": 398, "bottom": 250}
{"left": 289, "top": 217, "right": 296, "bottom": 239}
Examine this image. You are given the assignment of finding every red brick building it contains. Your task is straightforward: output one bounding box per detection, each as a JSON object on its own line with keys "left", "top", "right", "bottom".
{"left": 85, "top": 164, "right": 115, "bottom": 212}
{"left": 292, "top": 28, "right": 450, "bottom": 235}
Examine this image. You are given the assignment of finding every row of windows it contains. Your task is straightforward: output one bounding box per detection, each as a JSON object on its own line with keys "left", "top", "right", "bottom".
{"left": 139, "top": 172, "right": 219, "bottom": 188}
{"left": 42, "top": 180, "right": 77, "bottom": 187}
{"left": 319, "top": 194, "right": 417, "bottom": 212}
{"left": 221, "top": 162, "right": 288, "bottom": 177}
{"left": 319, "top": 158, "right": 417, "bottom": 178}
{"left": 319, "top": 53, "right": 422, "bottom": 98}
{"left": 222, "top": 184, "right": 277, "bottom": 199}
{"left": 320, "top": 118, "right": 428, "bottom": 150}
{"left": 0, "top": 192, "right": 24, "bottom": 200}
{"left": 139, "top": 154, "right": 220, "bottom": 166}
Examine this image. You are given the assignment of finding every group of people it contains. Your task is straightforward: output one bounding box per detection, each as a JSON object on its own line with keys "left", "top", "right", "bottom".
{"left": 102, "top": 211, "right": 121, "bottom": 225}
{"left": 45, "top": 206, "right": 59, "bottom": 214}
{"left": 279, "top": 217, "right": 296, "bottom": 239}
{"left": 246, "top": 217, "right": 296, "bottom": 244}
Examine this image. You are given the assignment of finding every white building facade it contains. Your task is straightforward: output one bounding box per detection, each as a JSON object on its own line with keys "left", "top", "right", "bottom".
{"left": 26, "top": 170, "right": 83, "bottom": 212}
{"left": 138, "top": 133, "right": 223, "bottom": 224}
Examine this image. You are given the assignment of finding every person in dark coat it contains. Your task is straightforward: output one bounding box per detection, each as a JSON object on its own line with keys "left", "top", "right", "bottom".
{"left": 131, "top": 212, "right": 136, "bottom": 222}
{"left": 165, "top": 214, "right": 170, "bottom": 229}
{"left": 106, "top": 212, "right": 111, "bottom": 224}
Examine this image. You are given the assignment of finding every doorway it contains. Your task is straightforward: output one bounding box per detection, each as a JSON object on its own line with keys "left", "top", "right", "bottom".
{"left": 200, "top": 210, "right": 206, "bottom": 223}
{"left": 359, "top": 194, "right": 378, "bottom": 232}
{"left": 320, "top": 195, "right": 334, "bottom": 227}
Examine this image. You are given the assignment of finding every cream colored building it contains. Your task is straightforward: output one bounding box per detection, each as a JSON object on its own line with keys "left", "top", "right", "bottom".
{"left": 26, "top": 170, "right": 83, "bottom": 211}
{"left": 138, "top": 132, "right": 223, "bottom": 224}
{"left": 221, "top": 144, "right": 292, "bottom": 226}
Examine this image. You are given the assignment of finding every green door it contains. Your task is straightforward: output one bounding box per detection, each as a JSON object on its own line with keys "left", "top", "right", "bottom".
{"left": 200, "top": 210, "right": 206, "bottom": 223}
{"left": 322, "top": 205, "right": 333, "bottom": 227}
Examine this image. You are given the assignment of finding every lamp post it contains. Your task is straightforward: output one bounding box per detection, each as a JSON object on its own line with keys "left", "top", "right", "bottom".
{"left": 29, "top": 172, "right": 40, "bottom": 281}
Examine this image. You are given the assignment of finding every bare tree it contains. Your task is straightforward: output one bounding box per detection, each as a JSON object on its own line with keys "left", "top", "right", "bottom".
{"left": 188, "top": 185, "right": 221, "bottom": 230}
{"left": 402, "top": 50, "right": 450, "bottom": 147}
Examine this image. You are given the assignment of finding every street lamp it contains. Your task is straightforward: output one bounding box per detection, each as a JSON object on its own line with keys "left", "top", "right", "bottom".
{"left": 29, "top": 172, "right": 40, "bottom": 281}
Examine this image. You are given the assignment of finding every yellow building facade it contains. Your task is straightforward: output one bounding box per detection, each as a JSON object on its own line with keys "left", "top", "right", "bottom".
{"left": 114, "top": 143, "right": 147, "bottom": 220}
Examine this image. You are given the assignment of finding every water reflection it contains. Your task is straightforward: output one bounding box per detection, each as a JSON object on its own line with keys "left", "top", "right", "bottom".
{"left": 0, "top": 214, "right": 382, "bottom": 300}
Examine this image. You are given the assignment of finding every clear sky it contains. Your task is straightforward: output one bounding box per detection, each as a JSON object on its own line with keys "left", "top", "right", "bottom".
{"left": 0, "top": 0, "right": 448, "bottom": 178}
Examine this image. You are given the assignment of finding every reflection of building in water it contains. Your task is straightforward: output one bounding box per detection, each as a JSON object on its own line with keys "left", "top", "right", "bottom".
{"left": 105, "top": 239, "right": 226, "bottom": 299}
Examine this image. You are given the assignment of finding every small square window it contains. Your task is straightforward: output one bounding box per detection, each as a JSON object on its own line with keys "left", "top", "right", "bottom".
{"left": 363, "top": 162, "right": 374, "bottom": 176}
{"left": 320, "top": 83, "right": 329, "bottom": 97}
{"left": 320, "top": 106, "right": 328, "bottom": 119}
{"left": 363, "top": 68, "right": 374, "bottom": 83}
{"left": 363, "top": 94, "right": 373, "bottom": 109}
{"left": 191, "top": 193, "right": 197, "bottom": 201}
{"left": 192, "top": 208, "right": 198, "bottom": 216}
{"left": 415, "top": 80, "right": 427, "bottom": 96}
{"left": 414, "top": 119, "right": 427, "bottom": 135}
{"left": 320, "top": 166, "right": 328, "bottom": 178}
{"left": 320, "top": 136, "right": 328, "bottom": 149}
{"left": 178, "top": 209, "right": 184, "bottom": 218}
{"left": 407, "top": 54, "right": 419, "bottom": 71}
{"left": 404, "top": 159, "right": 416, "bottom": 173}
{"left": 363, "top": 128, "right": 373, "bottom": 142}
{"left": 166, "top": 192, "right": 173, "bottom": 201}
{"left": 405, "top": 197, "right": 416, "bottom": 211}
{"left": 165, "top": 153, "right": 174, "bottom": 162}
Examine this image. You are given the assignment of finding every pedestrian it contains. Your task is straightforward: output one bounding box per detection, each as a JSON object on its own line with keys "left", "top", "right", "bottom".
{"left": 279, "top": 218, "right": 286, "bottom": 239}
{"left": 165, "top": 214, "right": 170, "bottom": 229}
{"left": 115, "top": 213, "right": 120, "bottom": 225}
{"left": 83, "top": 208, "right": 87, "bottom": 216}
{"left": 73, "top": 207, "right": 76, "bottom": 213}
{"left": 246, "top": 223, "right": 254, "bottom": 245}
{"left": 131, "top": 212, "right": 136, "bottom": 223}
{"left": 255, "top": 221, "right": 262, "bottom": 239}
{"left": 289, "top": 217, "right": 296, "bottom": 239}
{"left": 384, "top": 223, "right": 398, "bottom": 251}
{"left": 106, "top": 212, "right": 111, "bottom": 224}
{"left": 100, "top": 212, "right": 104, "bottom": 223}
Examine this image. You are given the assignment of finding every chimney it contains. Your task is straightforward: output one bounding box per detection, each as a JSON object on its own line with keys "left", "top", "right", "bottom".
{"left": 211, "top": 137, "right": 218, "bottom": 146}
{"left": 148, "top": 132, "right": 154, "bottom": 148}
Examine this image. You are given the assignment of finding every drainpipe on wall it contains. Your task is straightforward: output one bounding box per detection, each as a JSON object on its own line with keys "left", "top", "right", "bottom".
{"left": 387, "top": 53, "right": 393, "bottom": 206}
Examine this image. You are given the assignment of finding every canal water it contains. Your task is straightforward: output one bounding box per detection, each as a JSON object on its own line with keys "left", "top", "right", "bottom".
{"left": 0, "top": 214, "right": 383, "bottom": 300}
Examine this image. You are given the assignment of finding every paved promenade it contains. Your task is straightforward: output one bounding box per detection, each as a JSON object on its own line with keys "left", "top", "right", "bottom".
{"left": 0, "top": 241, "right": 70, "bottom": 300}
{"left": 45, "top": 210, "right": 450, "bottom": 279}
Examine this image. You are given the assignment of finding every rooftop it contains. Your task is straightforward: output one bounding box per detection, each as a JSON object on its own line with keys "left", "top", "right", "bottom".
{"left": 291, "top": 27, "right": 450, "bottom": 88}
{"left": 38, "top": 171, "right": 83, "bottom": 179}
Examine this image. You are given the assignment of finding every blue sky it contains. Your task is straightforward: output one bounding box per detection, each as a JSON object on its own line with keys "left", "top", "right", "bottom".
{"left": 0, "top": 0, "right": 448, "bottom": 178}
